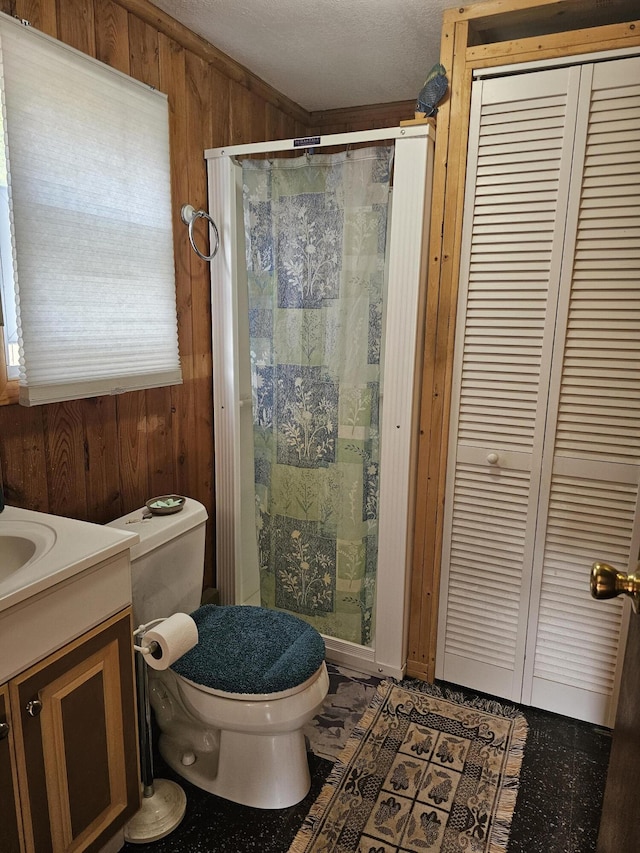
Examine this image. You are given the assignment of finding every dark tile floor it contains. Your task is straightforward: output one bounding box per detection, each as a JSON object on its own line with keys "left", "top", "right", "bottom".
{"left": 120, "top": 666, "right": 611, "bottom": 853}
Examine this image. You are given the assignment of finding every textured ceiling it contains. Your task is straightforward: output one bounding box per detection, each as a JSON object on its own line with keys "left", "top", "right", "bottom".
{"left": 150, "top": 0, "right": 462, "bottom": 112}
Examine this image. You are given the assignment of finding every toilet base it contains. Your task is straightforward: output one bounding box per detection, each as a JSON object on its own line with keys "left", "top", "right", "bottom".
{"left": 158, "top": 728, "right": 312, "bottom": 809}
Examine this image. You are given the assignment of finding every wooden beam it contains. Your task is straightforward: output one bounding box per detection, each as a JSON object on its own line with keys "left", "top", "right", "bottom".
{"left": 467, "top": 18, "right": 640, "bottom": 64}
{"left": 444, "top": 0, "right": 632, "bottom": 25}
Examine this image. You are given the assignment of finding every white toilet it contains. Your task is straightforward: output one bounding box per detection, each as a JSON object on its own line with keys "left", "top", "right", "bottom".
{"left": 108, "top": 498, "right": 329, "bottom": 809}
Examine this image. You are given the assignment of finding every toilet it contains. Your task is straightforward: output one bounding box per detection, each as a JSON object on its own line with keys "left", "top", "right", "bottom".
{"left": 108, "top": 498, "right": 329, "bottom": 809}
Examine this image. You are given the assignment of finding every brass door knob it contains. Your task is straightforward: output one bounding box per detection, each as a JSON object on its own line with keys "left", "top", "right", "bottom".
{"left": 591, "top": 562, "right": 640, "bottom": 613}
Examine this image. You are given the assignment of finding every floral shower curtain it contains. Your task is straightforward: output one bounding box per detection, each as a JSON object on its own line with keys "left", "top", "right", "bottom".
{"left": 242, "top": 146, "right": 393, "bottom": 646}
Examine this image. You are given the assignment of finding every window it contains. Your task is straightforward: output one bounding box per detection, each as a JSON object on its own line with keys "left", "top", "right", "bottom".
{"left": 0, "top": 14, "right": 181, "bottom": 406}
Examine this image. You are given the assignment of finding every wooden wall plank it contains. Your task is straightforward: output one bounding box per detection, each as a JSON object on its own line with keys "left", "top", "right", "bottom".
{"left": 43, "top": 402, "right": 88, "bottom": 517}
{"left": 159, "top": 34, "right": 198, "bottom": 510}
{"left": 56, "top": 0, "right": 95, "bottom": 54}
{"left": 208, "top": 65, "right": 231, "bottom": 149}
{"left": 0, "top": 406, "right": 48, "bottom": 511}
{"left": 185, "top": 50, "right": 215, "bottom": 585}
{"left": 126, "top": 11, "right": 176, "bottom": 507}
{"left": 115, "top": 391, "right": 148, "bottom": 511}
{"left": 265, "top": 103, "right": 280, "bottom": 141}
{"left": 83, "top": 396, "right": 122, "bottom": 522}
{"left": 13, "top": 0, "right": 56, "bottom": 35}
{"left": 127, "top": 11, "right": 159, "bottom": 86}
{"left": 144, "top": 399, "right": 175, "bottom": 499}
{"left": 94, "top": 0, "right": 129, "bottom": 72}
{"left": 229, "top": 79, "right": 255, "bottom": 146}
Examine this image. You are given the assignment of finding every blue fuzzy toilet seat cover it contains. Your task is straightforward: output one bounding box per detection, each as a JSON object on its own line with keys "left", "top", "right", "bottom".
{"left": 170, "top": 605, "right": 326, "bottom": 695}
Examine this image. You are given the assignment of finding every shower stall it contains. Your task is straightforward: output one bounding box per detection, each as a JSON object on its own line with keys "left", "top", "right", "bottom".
{"left": 205, "top": 125, "right": 434, "bottom": 678}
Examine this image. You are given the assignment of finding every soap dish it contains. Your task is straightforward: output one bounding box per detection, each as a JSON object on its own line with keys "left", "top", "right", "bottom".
{"left": 145, "top": 495, "right": 186, "bottom": 515}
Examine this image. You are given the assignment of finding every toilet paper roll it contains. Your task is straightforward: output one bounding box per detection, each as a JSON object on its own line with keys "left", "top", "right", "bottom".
{"left": 142, "top": 613, "right": 198, "bottom": 670}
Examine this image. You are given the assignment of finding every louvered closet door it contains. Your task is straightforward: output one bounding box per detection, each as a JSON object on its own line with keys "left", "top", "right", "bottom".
{"left": 523, "top": 55, "right": 640, "bottom": 726}
{"left": 436, "top": 66, "right": 583, "bottom": 701}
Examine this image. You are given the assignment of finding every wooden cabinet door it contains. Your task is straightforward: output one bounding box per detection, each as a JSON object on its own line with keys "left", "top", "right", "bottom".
{"left": 0, "top": 684, "right": 23, "bottom": 853}
{"left": 10, "top": 611, "right": 140, "bottom": 853}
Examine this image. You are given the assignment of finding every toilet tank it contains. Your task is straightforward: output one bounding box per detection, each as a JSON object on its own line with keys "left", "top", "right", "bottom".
{"left": 107, "top": 498, "right": 208, "bottom": 626}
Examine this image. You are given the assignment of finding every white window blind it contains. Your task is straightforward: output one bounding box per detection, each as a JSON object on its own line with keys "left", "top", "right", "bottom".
{"left": 0, "top": 14, "right": 181, "bottom": 406}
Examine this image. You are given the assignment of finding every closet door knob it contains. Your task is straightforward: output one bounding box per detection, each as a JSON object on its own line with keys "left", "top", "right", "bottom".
{"left": 591, "top": 562, "right": 640, "bottom": 614}
{"left": 0, "top": 721, "right": 9, "bottom": 740}
{"left": 486, "top": 452, "right": 499, "bottom": 465}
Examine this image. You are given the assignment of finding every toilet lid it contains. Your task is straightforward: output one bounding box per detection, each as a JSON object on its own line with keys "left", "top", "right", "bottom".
{"left": 170, "top": 605, "right": 326, "bottom": 695}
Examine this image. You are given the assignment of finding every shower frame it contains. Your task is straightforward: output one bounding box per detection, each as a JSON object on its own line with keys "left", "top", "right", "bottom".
{"left": 205, "top": 124, "right": 434, "bottom": 679}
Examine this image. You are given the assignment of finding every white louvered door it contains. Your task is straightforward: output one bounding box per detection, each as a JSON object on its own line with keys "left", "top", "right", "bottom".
{"left": 523, "top": 55, "right": 640, "bottom": 726}
{"left": 437, "top": 55, "right": 640, "bottom": 726}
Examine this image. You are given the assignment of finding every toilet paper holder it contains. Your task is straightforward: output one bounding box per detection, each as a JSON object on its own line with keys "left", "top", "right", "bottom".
{"left": 133, "top": 613, "right": 199, "bottom": 670}
{"left": 126, "top": 616, "right": 197, "bottom": 843}
{"left": 133, "top": 618, "right": 165, "bottom": 658}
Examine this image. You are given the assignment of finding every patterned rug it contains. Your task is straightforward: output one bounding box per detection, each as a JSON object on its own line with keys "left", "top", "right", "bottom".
{"left": 290, "top": 680, "right": 528, "bottom": 853}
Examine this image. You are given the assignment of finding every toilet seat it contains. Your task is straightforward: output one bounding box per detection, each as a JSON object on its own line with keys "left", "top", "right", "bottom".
{"left": 178, "top": 664, "right": 326, "bottom": 702}
{"left": 171, "top": 604, "right": 326, "bottom": 695}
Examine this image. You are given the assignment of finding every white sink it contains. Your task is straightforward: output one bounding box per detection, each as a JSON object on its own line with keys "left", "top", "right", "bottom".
{"left": 0, "top": 520, "right": 57, "bottom": 580}
{"left": 0, "top": 506, "right": 137, "bottom": 613}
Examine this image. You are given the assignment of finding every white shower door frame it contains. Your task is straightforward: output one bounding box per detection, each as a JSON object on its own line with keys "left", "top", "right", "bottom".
{"left": 205, "top": 124, "right": 434, "bottom": 679}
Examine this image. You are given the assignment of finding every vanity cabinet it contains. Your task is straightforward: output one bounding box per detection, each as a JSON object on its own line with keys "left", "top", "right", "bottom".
{"left": 1, "top": 609, "right": 140, "bottom": 853}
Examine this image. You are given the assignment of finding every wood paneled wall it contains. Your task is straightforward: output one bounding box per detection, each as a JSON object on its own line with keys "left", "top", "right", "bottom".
{"left": 0, "top": 0, "right": 415, "bottom": 591}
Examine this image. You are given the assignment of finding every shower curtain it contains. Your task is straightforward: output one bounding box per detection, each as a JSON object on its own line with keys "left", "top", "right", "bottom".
{"left": 241, "top": 146, "right": 393, "bottom": 646}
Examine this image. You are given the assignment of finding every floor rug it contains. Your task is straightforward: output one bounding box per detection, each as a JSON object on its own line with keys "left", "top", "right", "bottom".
{"left": 289, "top": 680, "right": 528, "bottom": 853}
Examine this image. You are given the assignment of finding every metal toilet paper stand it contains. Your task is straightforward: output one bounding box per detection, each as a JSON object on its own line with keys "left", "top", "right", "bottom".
{"left": 124, "top": 620, "right": 188, "bottom": 844}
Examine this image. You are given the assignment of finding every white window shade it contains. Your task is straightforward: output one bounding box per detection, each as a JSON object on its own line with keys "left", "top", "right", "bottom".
{"left": 0, "top": 15, "right": 181, "bottom": 406}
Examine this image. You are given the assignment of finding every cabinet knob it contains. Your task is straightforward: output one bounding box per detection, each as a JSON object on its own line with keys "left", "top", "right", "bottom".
{"left": 25, "top": 699, "right": 42, "bottom": 717}
{"left": 487, "top": 452, "right": 500, "bottom": 465}
{"left": 0, "top": 721, "right": 9, "bottom": 739}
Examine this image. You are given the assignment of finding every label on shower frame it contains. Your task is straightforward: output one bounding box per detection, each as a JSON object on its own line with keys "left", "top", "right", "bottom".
{"left": 293, "top": 136, "right": 321, "bottom": 148}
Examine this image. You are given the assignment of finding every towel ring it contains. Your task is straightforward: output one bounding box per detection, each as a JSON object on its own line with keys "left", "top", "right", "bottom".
{"left": 180, "top": 204, "right": 220, "bottom": 262}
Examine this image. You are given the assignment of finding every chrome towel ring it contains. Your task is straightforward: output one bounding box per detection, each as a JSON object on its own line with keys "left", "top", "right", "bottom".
{"left": 180, "top": 204, "right": 220, "bottom": 262}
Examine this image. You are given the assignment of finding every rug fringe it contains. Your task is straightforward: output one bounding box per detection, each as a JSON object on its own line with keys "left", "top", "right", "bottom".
{"left": 287, "top": 681, "right": 392, "bottom": 853}
{"left": 489, "top": 712, "right": 528, "bottom": 853}
{"left": 398, "top": 676, "right": 523, "bottom": 719}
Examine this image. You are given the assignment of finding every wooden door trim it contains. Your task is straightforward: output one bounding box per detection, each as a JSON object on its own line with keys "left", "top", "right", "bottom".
{"left": 0, "top": 684, "right": 24, "bottom": 853}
